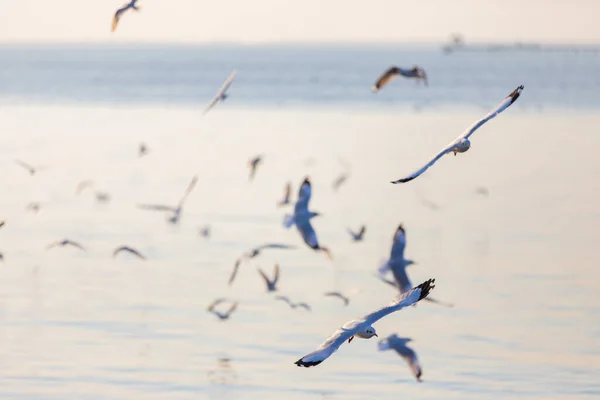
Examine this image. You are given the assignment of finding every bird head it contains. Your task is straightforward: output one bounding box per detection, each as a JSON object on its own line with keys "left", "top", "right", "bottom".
{"left": 363, "top": 326, "right": 378, "bottom": 339}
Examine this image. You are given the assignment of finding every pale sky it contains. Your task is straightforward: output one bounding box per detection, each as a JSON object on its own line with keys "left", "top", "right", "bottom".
{"left": 0, "top": 0, "right": 598, "bottom": 44}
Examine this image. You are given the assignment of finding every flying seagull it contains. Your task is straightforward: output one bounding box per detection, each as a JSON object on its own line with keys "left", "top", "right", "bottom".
{"left": 228, "top": 244, "right": 296, "bottom": 286}
{"left": 204, "top": 70, "right": 237, "bottom": 115}
{"left": 379, "top": 225, "right": 453, "bottom": 308}
{"left": 295, "top": 279, "right": 435, "bottom": 367}
{"left": 275, "top": 295, "right": 311, "bottom": 311}
{"left": 378, "top": 334, "right": 423, "bottom": 382}
{"left": 207, "top": 299, "right": 238, "bottom": 321}
{"left": 324, "top": 291, "right": 350, "bottom": 307}
{"left": 283, "top": 177, "right": 331, "bottom": 259}
{"left": 257, "top": 264, "right": 280, "bottom": 292}
{"left": 347, "top": 225, "right": 366, "bottom": 242}
{"left": 137, "top": 175, "right": 198, "bottom": 224}
{"left": 112, "top": 0, "right": 141, "bottom": 33}
{"left": 139, "top": 142, "right": 148, "bottom": 157}
{"left": 113, "top": 246, "right": 146, "bottom": 260}
{"left": 46, "top": 239, "right": 86, "bottom": 252}
{"left": 198, "top": 225, "right": 211, "bottom": 238}
{"left": 14, "top": 159, "right": 45, "bottom": 176}
{"left": 277, "top": 182, "right": 292, "bottom": 207}
{"left": 0, "top": 221, "right": 5, "bottom": 229}
{"left": 95, "top": 191, "right": 111, "bottom": 203}
{"left": 332, "top": 157, "right": 352, "bottom": 192}
{"left": 372, "top": 65, "right": 428, "bottom": 92}
{"left": 392, "top": 85, "right": 524, "bottom": 183}
{"left": 26, "top": 202, "right": 41, "bottom": 214}
{"left": 248, "top": 155, "right": 263, "bottom": 181}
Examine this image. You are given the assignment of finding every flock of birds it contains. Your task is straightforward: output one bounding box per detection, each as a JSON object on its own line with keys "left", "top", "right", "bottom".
{"left": 0, "top": 0, "right": 527, "bottom": 384}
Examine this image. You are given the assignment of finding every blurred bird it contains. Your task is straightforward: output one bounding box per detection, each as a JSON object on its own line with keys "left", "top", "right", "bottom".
{"left": 372, "top": 65, "right": 428, "bottom": 92}
{"left": 0, "top": 221, "right": 5, "bottom": 229}
{"left": 198, "top": 225, "right": 211, "bottom": 238}
{"left": 207, "top": 299, "right": 238, "bottom": 321}
{"left": 139, "top": 142, "right": 148, "bottom": 157}
{"left": 112, "top": 0, "right": 141, "bottom": 33}
{"left": 378, "top": 334, "right": 423, "bottom": 382}
{"left": 284, "top": 177, "right": 331, "bottom": 259}
{"left": 332, "top": 158, "right": 352, "bottom": 192}
{"left": 275, "top": 295, "right": 311, "bottom": 311}
{"left": 347, "top": 225, "right": 366, "bottom": 242}
{"left": 46, "top": 239, "right": 86, "bottom": 252}
{"left": 229, "top": 244, "right": 296, "bottom": 286}
{"left": 14, "top": 159, "right": 45, "bottom": 176}
{"left": 26, "top": 202, "right": 41, "bottom": 214}
{"left": 113, "top": 246, "right": 146, "bottom": 260}
{"left": 137, "top": 175, "right": 198, "bottom": 224}
{"left": 257, "top": 264, "right": 280, "bottom": 292}
{"left": 248, "top": 155, "right": 263, "bottom": 181}
{"left": 277, "top": 182, "right": 292, "bottom": 207}
{"left": 324, "top": 291, "right": 350, "bottom": 306}
{"left": 392, "top": 85, "right": 524, "bottom": 183}
{"left": 204, "top": 70, "right": 237, "bottom": 115}
{"left": 0, "top": 252, "right": 3, "bottom": 262}
{"left": 95, "top": 191, "right": 111, "bottom": 203}
{"left": 475, "top": 186, "right": 490, "bottom": 197}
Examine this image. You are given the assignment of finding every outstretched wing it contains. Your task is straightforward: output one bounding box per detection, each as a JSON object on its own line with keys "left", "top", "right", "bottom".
{"left": 275, "top": 295, "right": 292, "bottom": 306}
{"left": 111, "top": 5, "right": 128, "bottom": 32}
{"left": 273, "top": 264, "right": 280, "bottom": 285}
{"left": 324, "top": 292, "right": 349, "bottom": 306}
{"left": 216, "top": 70, "right": 237, "bottom": 98}
{"left": 178, "top": 175, "right": 198, "bottom": 208}
{"left": 228, "top": 259, "right": 241, "bottom": 286}
{"left": 391, "top": 144, "right": 454, "bottom": 184}
{"left": 13, "top": 159, "right": 35, "bottom": 173}
{"left": 113, "top": 246, "right": 146, "bottom": 260}
{"left": 295, "top": 324, "right": 359, "bottom": 367}
{"left": 203, "top": 96, "right": 220, "bottom": 115}
{"left": 361, "top": 279, "right": 435, "bottom": 326}
{"left": 283, "top": 214, "right": 295, "bottom": 229}
{"left": 258, "top": 243, "right": 296, "bottom": 251}
{"left": 372, "top": 66, "right": 400, "bottom": 92}
{"left": 225, "top": 302, "right": 238, "bottom": 317}
{"left": 296, "top": 219, "right": 318, "bottom": 249}
{"left": 137, "top": 204, "right": 178, "bottom": 212}
{"left": 294, "top": 178, "right": 312, "bottom": 214}
{"left": 256, "top": 267, "right": 271, "bottom": 287}
{"left": 462, "top": 85, "right": 523, "bottom": 140}
{"left": 66, "top": 240, "right": 86, "bottom": 251}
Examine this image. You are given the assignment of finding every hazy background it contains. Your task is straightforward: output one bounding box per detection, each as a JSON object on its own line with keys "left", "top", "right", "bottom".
{"left": 1, "top": 0, "right": 600, "bottom": 44}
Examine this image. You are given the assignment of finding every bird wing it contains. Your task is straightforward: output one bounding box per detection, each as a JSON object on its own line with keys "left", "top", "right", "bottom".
{"left": 203, "top": 96, "right": 220, "bottom": 115}
{"left": 358, "top": 226, "right": 366, "bottom": 237}
{"left": 399, "top": 348, "right": 422, "bottom": 381}
{"left": 296, "top": 219, "right": 319, "bottom": 249}
{"left": 361, "top": 279, "right": 435, "bottom": 326}
{"left": 374, "top": 272, "right": 398, "bottom": 288}
{"left": 114, "top": 246, "right": 145, "bottom": 260}
{"left": 346, "top": 228, "right": 357, "bottom": 239}
{"left": 273, "top": 264, "right": 280, "bottom": 285}
{"left": 14, "top": 159, "right": 35, "bottom": 173}
{"left": 256, "top": 267, "right": 271, "bottom": 287}
{"left": 137, "top": 204, "right": 178, "bottom": 212}
{"left": 111, "top": 5, "right": 128, "bottom": 32}
{"left": 324, "top": 292, "right": 349, "bottom": 306}
{"left": 283, "top": 182, "right": 291, "bottom": 202}
{"left": 372, "top": 66, "right": 401, "bottom": 92}
{"left": 257, "top": 243, "right": 296, "bottom": 251}
{"left": 225, "top": 302, "right": 238, "bottom": 316}
{"left": 294, "top": 179, "right": 312, "bottom": 214}
{"left": 390, "top": 229, "right": 407, "bottom": 260}
{"left": 391, "top": 143, "right": 455, "bottom": 184}
{"left": 461, "top": 85, "right": 523, "bottom": 141}
{"left": 216, "top": 70, "right": 237, "bottom": 98}
{"left": 178, "top": 175, "right": 198, "bottom": 208}
{"left": 389, "top": 262, "right": 413, "bottom": 294}
{"left": 228, "top": 259, "right": 241, "bottom": 286}
{"left": 297, "top": 303, "right": 311, "bottom": 311}
{"left": 66, "top": 241, "right": 86, "bottom": 251}
{"left": 45, "top": 241, "right": 59, "bottom": 250}
{"left": 377, "top": 258, "right": 391, "bottom": 275}
{"left": 295, "top": 322, "right": 361, "bottom": 367}
{"left": 0, "top": 221, "right": 5, "bottom": 229}
{"left": 207, "top": 298, "right": 227, "bottom": 311}
{"left": 275, "top": 295, "right": 292, "bottom": 306}
{"left": 282, "top": 214, "right": 295, "bottom": 229}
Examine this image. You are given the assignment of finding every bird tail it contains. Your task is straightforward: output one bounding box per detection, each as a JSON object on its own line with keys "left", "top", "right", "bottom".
{"left": 283, "top": 214, "right": 295, "bottom": 229}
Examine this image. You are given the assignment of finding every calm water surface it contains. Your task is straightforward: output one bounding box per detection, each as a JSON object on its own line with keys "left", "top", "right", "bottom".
{"left": 0, "top": 45, "right": 598, "bottom": 399}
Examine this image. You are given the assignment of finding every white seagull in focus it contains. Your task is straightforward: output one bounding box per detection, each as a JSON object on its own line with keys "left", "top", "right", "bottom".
{"left": 378, "top": 334, "right": 423, "bottom": 382}
{"left": 372, "top": 65, "right": 428, "bottom": 92}
{"left": 112, "top": 0, "right": 141, "bottom": 33}
{"left": 392, "top": 85, "right": 524, "bottom": 183}
{"left": 204, "top": 70, "right": 237, "bottom": 115}
{"left": 294, "top": 279, "right": 435, "bottom": 367}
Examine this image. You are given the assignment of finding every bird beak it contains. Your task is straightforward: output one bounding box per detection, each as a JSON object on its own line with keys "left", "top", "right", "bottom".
{"left": 374, "top": 334, "right": 378, "bottom": 337}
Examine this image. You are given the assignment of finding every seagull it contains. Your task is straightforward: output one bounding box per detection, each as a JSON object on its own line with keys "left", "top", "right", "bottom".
{"left": 378, "top": 334, "right": 423, "bottom": 382}
{"left": 76, "top": 180, "right": 95, "bottom": 195}
{"left": 379, "top": 225, "right": 453, "bottom": 308}
{"left": 112, "top": 0, "right": 141, "bottom": 33}
{"left": 332, "top": 157, "right": 352, "bottom": 192}
{"left": 295, "top": 279, "right": 435, "bottom": 367}
{"left": 25, "top": 202, "right": 41, "bottom": 213}
{"left": 347, "top": 225, "right": 366, "bottom": 242}
{"left": 475, "top": 186, "right": 490, "bottom": 197}
{"left": 284, "top": 177, "right": 332, "bottom": 259}
{"left": 0, "top": 221, "right": 5, "bottom": 229}
{"left": 372, "top": 65, "right": 428, "bottom": 92}
{"left": 95, "top": 191, "right": 111, "bottom": 203}
{"left": 277, "top": 182, "right": 292, "bottom": 207}
{"left": 139, "top": 142, "right": 148, "bottom": 157}
{"left": 204, "top": 70, "right": 237, "bottom": 115}
{"left": 248, "top": 155, "right": 263, "bottom": 181}
{"left": 113, "top": 246, "right": 146, "bottom": 260}
{"left": 0, "top": 252, "right": 3, "bottom": 262}
{"left": 228, "top": 244, "right": 296, "bottom": 286}
{"left": 46, "top": 239, "right": 86, "bottom": 252}
{"left": 257, "top": 264, "right": 280, "bottom": 292}
{"left": 275, "top": 295, "right": 311, "bottom": 311}
{"left": 14, "top": 159, "right": 44, "bottom": 176}
{"left": 392, "top": 85, "right": 524, "bottom": 183}
{"left": 207, "top": 299, "right": 238, "bottom": 321}
{"left": 137, "top": 175, "right": 198, "bottom": 224}
{"left": 324, "top": 291, "right": 350, "bottom": 306}
{"left": 198, "top": 225, "right": 211, "bottom": 238}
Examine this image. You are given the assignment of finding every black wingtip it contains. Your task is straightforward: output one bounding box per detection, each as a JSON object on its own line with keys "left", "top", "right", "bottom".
{"left": 295, "top": 359, "right": 322, "bottom": 367}
{"left": 509, "top": 85, "right": 524, "bottom": 104}
{"left": 391, "top": 177, "right": 414, "bottom": 184}
{"left": 416, "top": 278, "right": 436, "bottom": 301}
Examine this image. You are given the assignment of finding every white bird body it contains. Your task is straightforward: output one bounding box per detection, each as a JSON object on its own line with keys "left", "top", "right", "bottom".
{"left": 204, "top": 70, "right": 237, "bottom": 115}
{"left": 295, "top": 279, "right": 435, "bottom": 367}
{"left": 392, "top": 85, "right": 524, "bottom": 183}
